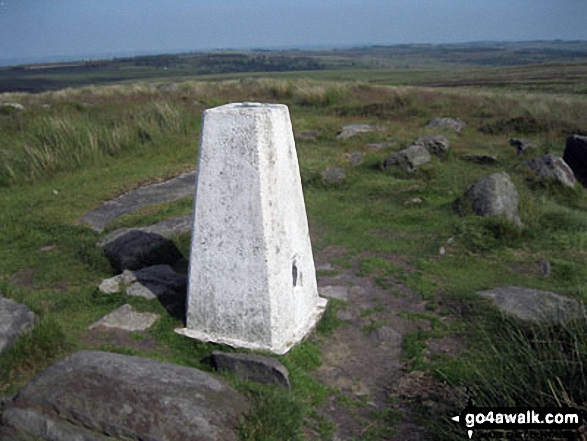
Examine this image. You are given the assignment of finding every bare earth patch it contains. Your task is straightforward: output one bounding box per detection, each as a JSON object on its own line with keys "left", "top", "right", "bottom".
{"left": 309, "top": 247, "right": 466, "bottom": 440}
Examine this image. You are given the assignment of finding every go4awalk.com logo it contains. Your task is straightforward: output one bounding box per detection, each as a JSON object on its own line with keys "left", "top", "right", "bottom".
{"left": 451, "top": 405, "right": 585, "bottom": 439}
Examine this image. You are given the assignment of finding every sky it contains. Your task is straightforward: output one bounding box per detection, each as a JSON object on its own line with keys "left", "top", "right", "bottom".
{"left": 1, "top": 0, "right": 587, "bottom": 64}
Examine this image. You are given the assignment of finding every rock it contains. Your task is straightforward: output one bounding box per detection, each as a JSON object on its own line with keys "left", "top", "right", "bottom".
{"left": 297, "top": 130, "right": 320, "bottom": 140}
{"left": 1, "top": 351, "right": 250, "bottom": 441}
{"left": 540, "top": 260, "right": 552, "bottom": 277}
{"left": 98, "top": 274, "right": 123, "bottom": 294}
{"left": 0, "top": 103, "right": 24, "bottom": 111}
{"left": 563, "top": 135, "right": 587, "bottom": 187}
{"left": 0, "top": 297, "right": 35, "bottom": 355}
{"left": 158, "top": 82, "right": 179, "bottom": 93}
{"left": 81, "top": 171, "right": 196, "bottom": 232}
{"left": 465, "top": 172, "right": 522, "bottom": 226}
{"left": 88, "top": 304, "right": 159, "bottom": 331}
{"left": 426, "top": 117, "right": 466, "bottom": 132}
{"left": 99, "top": 265, "right": 187, "bottom": 300}
{"left": 318, "top": 285, "right": 350, "bottom": 301}
{"left": 103, "top": 230, "right": 184, "bottom": 272}
{"left": 384, "top": 144, "right": 431, "bottom": 173}
{"left": 462, "top": 154, "right": 498, "bottom": 164}
{"left": 98, "top": 215, "right": 192, "bottom": 248}
{"left": 407, "top": 197, "right": 423, "bottom": 204}
{"left": 478, "top": 286, "right": 584, "bottom": 324}
{"left": 315, "top": 262, "right": 334, "bottom": 272}
{"left": 439, "top": 247, "right": 446, "bottom": 256}
{"left": 510, "top": 138, "right": 535, "bottom": 155}
{"left": 211, "top": 351, "right": 291, "bottom": 390}
{"left": 414, "top": 135, "right": 450, "bottom": 156}
{"left": 369, "top": 326, "right": 402, "bottom": 345}
{"left": 348, "top": 152, "right": 362, "bottom": 166}
{"left": 337, "top": 124, "right": 383, "bottom": 140}
{"left": 519, "top": 154, "right": 576, "bottom": 188}
{"left": 321, "top": 167, "right": 346, "bottom": 184}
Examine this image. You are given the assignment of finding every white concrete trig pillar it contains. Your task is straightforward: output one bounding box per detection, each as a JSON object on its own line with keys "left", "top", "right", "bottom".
{"left": 176, "top": 103, "right": 327, "bottom": 354}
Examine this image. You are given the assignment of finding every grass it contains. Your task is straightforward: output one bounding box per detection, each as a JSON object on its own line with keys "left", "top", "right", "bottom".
{"left": 1, "top": 69, "right": 587, "bottom": 439}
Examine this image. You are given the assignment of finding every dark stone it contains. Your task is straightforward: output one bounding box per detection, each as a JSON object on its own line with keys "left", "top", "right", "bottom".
{"left": 462, "top": 154, "right": 498, "bottom": 164}
{"left": 518, "top": 154, "right": 576, "bottom": 188}
{"left": 0, "top": 297, "right": 35, "bottom": 355}
{"left": 510, "top": 138, "right": 535, "bottom": 155}
{"left": 414, "top": 135, "right": 449, "bottom": 156}
{"left": 426, "top": 118, "right": 466, "bottom": 132}
{"left": 465, "top": 172, "right": 522, "bottom": 226}
{"left": 563, "top": 135, "right": 587, "bottom": 187}
{"left": 103, "top": 230, "right": 184, "bottom": 272}
{"left": 384, "top": 144, "right": 431, "bottom": 173}
{"left": 211, "top": 351, "right": 290, "bottom": 390}
{"left": 127, "top": 264, "right": 188, "bottom": 300}
{"left": 97, "top": 215, "right": 192, "bottom": 248}
{"left": 1, "top": 351, "right": 251, "bottom": 441}
{"left": 478, "top": 286, "right": 583, "bottom": 324}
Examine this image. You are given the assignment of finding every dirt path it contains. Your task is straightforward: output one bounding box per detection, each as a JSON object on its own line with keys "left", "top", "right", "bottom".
{"left": 311, "top": 246, "right": 462, "bottom": 440}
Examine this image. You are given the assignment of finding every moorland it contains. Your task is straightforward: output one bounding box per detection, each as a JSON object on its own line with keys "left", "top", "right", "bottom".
{"left": 1, "top": 41, "right": 587, "bottom": 440}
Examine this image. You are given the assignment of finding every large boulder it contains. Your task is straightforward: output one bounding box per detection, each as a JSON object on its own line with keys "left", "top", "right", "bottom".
{"left": 103, "top": 230, "right": 184, "bottom": 272}
{"left": 465, "top": 172, "right": 522, "bottom": 226}
{"left": 0, "top": 297, "right": 35, "bottom": 355}
{"left": 384, "top": 144, "right": 431, "bottom": 173}
{"left": 414, "top": 135, "right": 450, "bottom": 156}
{"left": 518, "top": 154, "right": 576, "bottom": 188}
{"left": 426, "top": 118, "right": 466, "bottom": 132}
{"left": 563, "top": 135, "right": 587, "bottom": 187}
{"left": 478, "top": 286, "right": 584, "bottom": 324}
{"left": 1, "top": 351, "right": 251, "bottom": 441}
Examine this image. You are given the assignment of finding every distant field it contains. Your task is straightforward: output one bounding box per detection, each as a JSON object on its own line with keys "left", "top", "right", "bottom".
{"left": 1, "top": 40, "right": 587, "bottom": 94}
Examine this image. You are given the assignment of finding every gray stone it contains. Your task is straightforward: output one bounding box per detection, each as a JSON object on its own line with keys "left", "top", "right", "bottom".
{"left": 465, "top": 172, "right": 522, "bottom": 226}
{"left": 1, "top": 351, "right": 250, "bottom": 441}
{"left": 337, "top": 124, "right": 383, "bottom": 140}
{"left": 369, "top": 326, "right": 402, "bottom": 345}
{"left": 321, "top": 167, "right": 346, "bottom": 184}
{"left": 211, "top": 351, "right": 290, "bottom": 390}
{"left": 103, "top": 230, "right": 184, "bottom": 272}
{"left": 426, "top": 117, "right": 466, "bottom": 132}
{"left": 540, "top": 260, "right": 552, "bottom": 277}
{"left": 384, "top": 144, "right": 431, "bottom": 173}
{"left": 510, "top": 138, "right": 535, "bottom": 155}
{"left": 414, "top": 135, "right": 450, "bottom": 156}
{"left": 0, "top": 297, "right": 35, "bottom": 355}
{"left": 98, "top": 215, "right": 192, "bottom": 248}
{"left": 88, "top": 304, "right": 159, "bottom": 331}
{"left": 478, "top": 286, "right": 584, "bottom": 324}
{"left": 462, "top": 154, "right": 498, "bottom": 164}
{"left": 519, "top": 154, "right": 576, "bottom": 188}
{"left": 98, "top": 274, "right": 123, "bottom": 294}
{"left": 81, "top": 171, "right": 196, "bottom": 232}
{"left": 349, "top": 151, "right": 363, "bottom": 166}
{"left": 563, "top": 135, "right": 587, "bottom": 187}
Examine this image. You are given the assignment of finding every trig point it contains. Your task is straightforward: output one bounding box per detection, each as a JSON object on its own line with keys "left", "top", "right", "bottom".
{"left": 176, "top": 102, "right": 327, "bottom": 354}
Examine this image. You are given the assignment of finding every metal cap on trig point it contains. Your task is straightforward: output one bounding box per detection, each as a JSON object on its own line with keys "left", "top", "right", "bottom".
{"left": 176, "top": 102, "right": 327, "bottom": 354}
